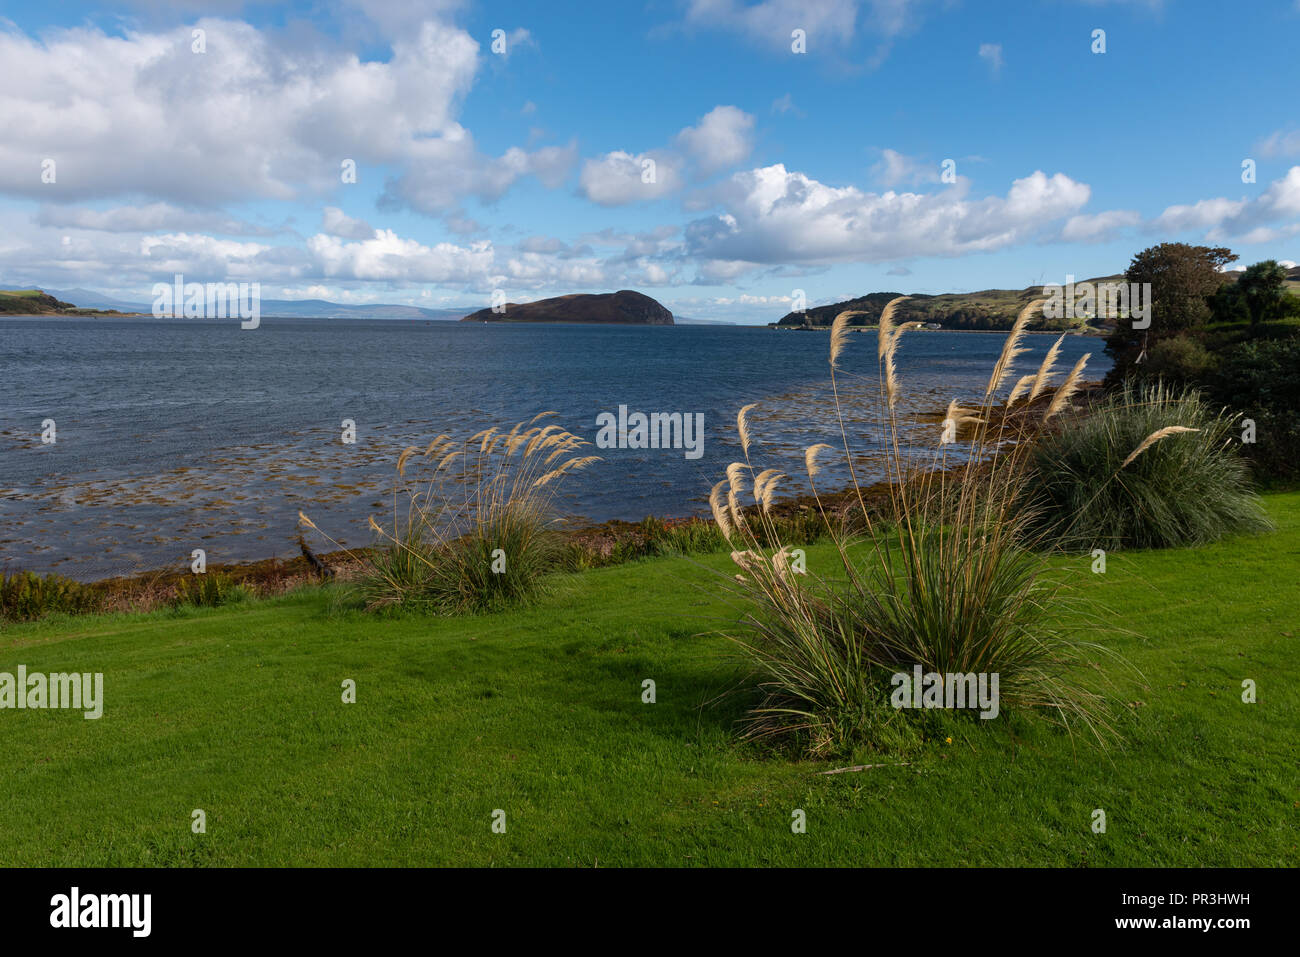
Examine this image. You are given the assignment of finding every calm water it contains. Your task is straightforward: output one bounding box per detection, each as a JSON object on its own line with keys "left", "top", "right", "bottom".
{"left": 0, "top": 317, "right": 1107, "bottom": 580}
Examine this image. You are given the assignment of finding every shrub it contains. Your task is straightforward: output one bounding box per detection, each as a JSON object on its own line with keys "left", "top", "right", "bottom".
{"left": 415, "top": 493, "right": 560, "bottom": 613}
{"left": 173, "top": 573, "right": 247, "bottom": 608}
{"left": 304, "top": 416, "right": 597, "bottom": 615}
{"left": 1026, "top": 382, "right": 1272, "bottom": 551}
{"left": 1137, "top": 335, "right": 1215, "bottom": 386}
{"left": 1207, "top": 335, "right": 1300, "bottom": 482}
{"left": 350, "top": 523, "right": 437, "bottom": 610}
{"left": 0, "top": 570, "right": 99, "bottom": 622}
{"left": 711, "top": 309, "right": 1120, "bottom": 756}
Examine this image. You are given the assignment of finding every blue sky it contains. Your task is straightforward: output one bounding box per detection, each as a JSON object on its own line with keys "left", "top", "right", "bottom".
{"left": 1, "top": 0, "right": 1298, "bottom": 322}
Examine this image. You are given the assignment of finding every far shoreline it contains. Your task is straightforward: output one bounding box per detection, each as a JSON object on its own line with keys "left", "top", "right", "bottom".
{"left": 3, "top": 313, "right": 1107, "bottom": 333}
{"left": 768, "top": 324, "right": 1106, "bottom": 335}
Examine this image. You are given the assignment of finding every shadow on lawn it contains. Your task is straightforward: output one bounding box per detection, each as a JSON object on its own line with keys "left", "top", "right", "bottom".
{"left": 577, "top": 642, "right": 759, "bottom": 744}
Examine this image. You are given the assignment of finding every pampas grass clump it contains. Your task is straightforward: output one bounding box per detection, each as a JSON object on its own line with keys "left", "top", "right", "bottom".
{"left": 1026, "top": 382, "right": 1272, "bottom": 551}
{"left": 302, "top": 413, "right": 599, "bottom": 615}
{"left": 709, "top": 298, "right": 1133, "bottom": 756}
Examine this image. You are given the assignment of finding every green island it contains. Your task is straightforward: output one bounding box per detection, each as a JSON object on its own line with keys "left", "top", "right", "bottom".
{"left": 0, "top": 288, "right": 140, "bottom": 316}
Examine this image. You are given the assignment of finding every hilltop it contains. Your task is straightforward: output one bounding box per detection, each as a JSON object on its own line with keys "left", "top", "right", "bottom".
{"left": 462, "top": 290, "right": 673, "bottom": 325}
{"left": 0, "top": 288, "right": 138, "bottom": 316}
{"left": 772, "top": 276, "right": 1125, "bottom": 332}
{"left": 1285, "top": 263, "right": 1300, "bottom": 291}
{"left": 773, "top": 264, "right": 1300, "bottom": 332}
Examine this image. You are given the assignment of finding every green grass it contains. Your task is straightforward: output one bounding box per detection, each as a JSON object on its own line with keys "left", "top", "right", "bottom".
{"left": 3, "top": 495, "right": 1298, "bottom": 867}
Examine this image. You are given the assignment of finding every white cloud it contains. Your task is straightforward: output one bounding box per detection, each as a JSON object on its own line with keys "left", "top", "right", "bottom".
{"left": 444, "top": 211, "right": 486, "bottom": 235}
{"left": 321, "top": 207, "right": 375, "bottom": 239}
{"left": 0, "top": 20, "right": 472, "bottom": 203}
{"left": 307, "top": 229, "right": 494, "bottom": 282}
{"left": 640, "top": 261, "right": 676, "bottom": 284}
{"left": 136, "top": 232, "right": 273, "bottom": 279}
{"left": 680, "top": 0, "right": 926, "bottom": 62}
{"left": 34, "top": 202, "right": 273, "bottom": 235}
{"left": 339, "top": 0, "right": 467, "bottom": 35}
{"left": 279, "top": 284, "right": 335, "bottom": 299}
{"left": 695, "top": 258, "right": 762, "bottom": 283}
{"left": 1258, "top": 129, "right": 1300, "bottom": 158}
{"left": 0, "top": 204, "right": 696, "bottom": 298}
{"left": 685, "top": 164, "right": 1091, "bottom": 266}
{"left": 497, "top": 252, "right": 609, "bottom": 288}
{"left": 1060, "top": 209, "right": 1141, "bottom": 242}
{"left": 0, "top": 17, "right": 564, "bottom": 215}
{"left": 683, "top": 0, "right": 860, "bottom": 48}
{"left": 382, "top": 137, "right": 577, "bottom": 214}
{"left": 1260, "top": 166, "right": 1300, "bottom": 216}
{"left": 871, "top": 148, "right": 940, "bottom": 188}
{"left": 579, "top": 150, "right": 684, "bottom": 206}
{"left": 577, "top": 106, "right": 753, "bottom": 206}
{"left": 1150, "top": 166, "right": 1300, "bottom": 241}
{"left": 1151, "top": 197, "right": 1248, "bottom": 233}
{"left": 528, "top": 142, "right": 580, "bottom": 189}
{"left": 771, "top": 93, "right": 800, "bottom": 115}
{"left": 676, "top": 106, "right": 756, "bottom": 175}
{"left": 978, "top": 43, "right": 1003, "bottom": 74}
{"left": 492, "top": 27, "right": 535, "bottom": 58}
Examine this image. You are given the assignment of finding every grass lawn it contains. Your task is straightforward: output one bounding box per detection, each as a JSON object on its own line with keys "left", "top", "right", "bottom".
{"left": 2, "top": 495, "right": 1298, "bottom": 867}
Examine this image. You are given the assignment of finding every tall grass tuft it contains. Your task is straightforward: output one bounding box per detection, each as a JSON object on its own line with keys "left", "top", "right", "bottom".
{"left": 302, "top": 415, "right": 598, "bottom": 614}
{"left": 1, "top": 570, "right": 100, "bottom": 623}
{"left": 1026, "top": 382, "right": 1272, "bottom": 551}
{"left": 710, "top": 303, "right": 1134, "bottom": 756}
{"left": 173, "top": 572, "right": 248, "bottom": 608}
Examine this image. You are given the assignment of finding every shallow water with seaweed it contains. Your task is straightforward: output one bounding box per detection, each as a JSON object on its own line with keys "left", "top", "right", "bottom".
{"left": 0, "top": 316, "right": 1106, "bottom": 579}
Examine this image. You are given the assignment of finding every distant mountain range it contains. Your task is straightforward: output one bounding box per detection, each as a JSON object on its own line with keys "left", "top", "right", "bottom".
{"left": 251, "top": 299, "right": 473, "bottom": 320}
{"left": 0, "top": 285, "right": 475, "bottom": 320}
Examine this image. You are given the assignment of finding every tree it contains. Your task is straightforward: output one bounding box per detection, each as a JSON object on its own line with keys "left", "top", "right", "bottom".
{"left": 1235, "top": 260, "right": 1289, "bottom": 328}
{"left": 1208, "top": 280, "right": 1249, "bottom": 325}
{"left": 1127, "top": 242, "right": 1238, "bottom": 333}
{"left": 1104, "top": 243, "right": 1237, "bottom": 383}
